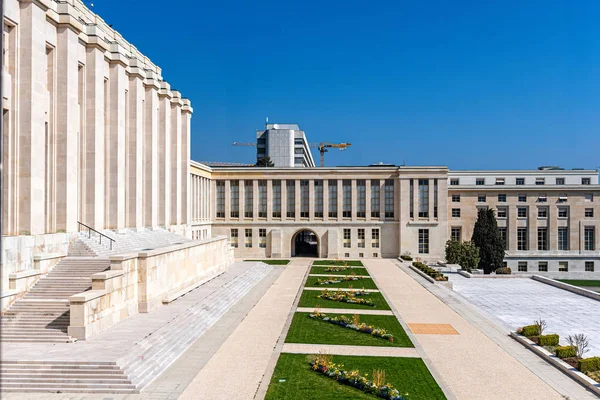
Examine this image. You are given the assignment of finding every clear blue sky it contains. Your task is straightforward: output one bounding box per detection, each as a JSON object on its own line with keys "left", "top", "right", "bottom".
{"left": 89, "top": 0, "right": 600, "bottom": 170}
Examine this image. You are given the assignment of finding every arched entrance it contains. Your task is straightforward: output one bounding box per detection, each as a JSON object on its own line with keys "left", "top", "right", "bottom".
{"left": 292, "top": 229, "right": 319, "bottom": 257}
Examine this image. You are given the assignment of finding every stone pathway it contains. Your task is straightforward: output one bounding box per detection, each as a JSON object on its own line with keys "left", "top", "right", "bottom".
{"left": 281, "top": 343, "right": 419, "bottom": 357}
{"left": 178, "top": 259, "right": 312, "bottom": 400}
{"left": 295, "top": 307, "right": 393, "bottom": 315}
{"left": 365, "top": 259, "right": 565, "bottom": 400}
{"left": 303, "top": 287, "right": 379, "bottom": 292}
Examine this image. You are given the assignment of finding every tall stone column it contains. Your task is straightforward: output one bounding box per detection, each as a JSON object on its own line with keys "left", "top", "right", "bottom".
{"left": 351, "top": 180, "right": 357, "bottom": 221}
{"left": 253, "top": 180, "right": 259, "bottom": 221}
{"left": 549, "top": 195, "right": 558, "bottom": 250}
{"left": 380, "top": 180, "right": 386, "bottom": 222}
{"left": 281, "top": 180, "right": 287, "bottom": 219}
{"left": 528, "top": 203, "right": 537, "bottom": 251}
{"left": 323, "top": 180, "right": 329, "bottom": 221}
{"left": 365, "top": 180, "right": 372, "bottom": 220}
{"left": 224, "top": 180, "right": 231, "bottom": 222}
{"left": 55, "top": 23, "right": 81, "bottom": 233}
{"left": 157, "top": 84, "right": 172, "bottom": 226}
{"left": 266, "top": 180, "right": 273, "bottom": 222}
{"left": 181, "top": 99, "right": 192, "bottom": 226}
{"left": 126, "top": 66, "right": 145, "bottom": 228}
{"left": 309, "top": 180, "right": 315, "bottom": 219}
{"left": 83, "top": 35, "right": 107, "bottom": 230}
{"left": 143, "top": 77, "right": 160, "bottom": 228}
{"left": 428, "top": 179, "right": 435, "bottom": 221}
{"left": 170, "top": 92, "right": 183, "bottom": 226}
{"left": 295, "top": 180, "right": 301, "bottom": 222}
{"left": 337, "top": 179, "right": 343, "bottom": 222}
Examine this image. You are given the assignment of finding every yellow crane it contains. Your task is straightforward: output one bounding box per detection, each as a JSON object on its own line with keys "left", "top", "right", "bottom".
{"left": 232, "top": 141, "right": 352, "bottom": 167}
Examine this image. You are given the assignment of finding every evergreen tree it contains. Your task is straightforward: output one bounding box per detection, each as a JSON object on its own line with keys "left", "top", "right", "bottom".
{"left": 255, "top": 156, "right": 274, "bottom": 167}
{"left": 471, "top": 208, "right": 505, "bottom": 274}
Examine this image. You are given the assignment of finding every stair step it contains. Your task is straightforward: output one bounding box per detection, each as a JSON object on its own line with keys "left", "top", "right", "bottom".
{"left": 1, "top": 360, "right": 117, "bottom": 366}
{"left": 4, "top": 377, "right": 132, "bottom": 384}
{"left": 0, "top": 387, "right": 139, "bottom": 394}
{"left": 0, "top": 382, "right": 136, "bottom": 389}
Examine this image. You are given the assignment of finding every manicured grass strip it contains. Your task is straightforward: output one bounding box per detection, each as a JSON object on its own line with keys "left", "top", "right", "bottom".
{"left": 558, "top": 279, "right": 600, "bottom": 287}
{"left": 285, "top": 312, "right": 413, "bottom": 348}
{"left": 245, "top": 259, "right": 290, "bottom": 265}
{"left": 265, "top": 353, "right": 446, "bottom": 400}
{"left": 298, "top": 290, "right": 391, "bottom": 310}
{"left": 305, "top": 276, "right": 378, "bottom": 290}
{"left": 313, "top": 260, "right": 364, "bottom": 267}
{"left": 310, "top": 267, "right": 370, "bottom": 276}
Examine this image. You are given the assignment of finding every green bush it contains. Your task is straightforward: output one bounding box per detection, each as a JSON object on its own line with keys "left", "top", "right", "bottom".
{"left": 577, "top": 357, "right": 600, "bottom": 373}
{"left": 495, "top": 267, "right": 512, "bottom": 275}
{"left": 538, "top": 334, "right": 559, "bottom": 347}
{"left": 400, "top": 254, "right": 413, "bottom": 261}
{"left": 521, "top": 324, "right": 540, "bottom": 337}
{"left": 555, "top": 345, "right": 577, "bottom": 359}
{"left": 412, "top": 262, "right": 448, "bottom": 281}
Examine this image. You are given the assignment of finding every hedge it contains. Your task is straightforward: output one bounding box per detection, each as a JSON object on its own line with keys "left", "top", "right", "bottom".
{"left": 555, "top": 345, "right": 577, "bottom": 359}
{"left": 538, "top": 334, "right": 559, "bottom": 347}
{"left": 495, "top": 267, "right": 512, "bottom": 275}
{"left": 521, "top": 324, "right": 540, "bottom": 337}
{"left": 578, "top": 357, "right": 600, "bottom": 373}
{"left": 412, "top": 262, "right": 448, "bottom": 281}
{"left": 400, "top": 255, "right": 413, "bottom": 261}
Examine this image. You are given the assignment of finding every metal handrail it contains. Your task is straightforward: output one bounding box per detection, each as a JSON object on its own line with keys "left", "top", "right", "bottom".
{"left": 77, "top": 221, "right": 115, "bottom": 250}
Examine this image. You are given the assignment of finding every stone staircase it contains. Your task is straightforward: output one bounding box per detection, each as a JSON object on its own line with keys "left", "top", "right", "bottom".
{"left": 0, "top": 361, "right": 137, "bottom": 394}
{"left": 0, "top": 257, "right": 110, "bottom": 343}
{"left": 76, "top": 228, "right": 190, "bottom": 256}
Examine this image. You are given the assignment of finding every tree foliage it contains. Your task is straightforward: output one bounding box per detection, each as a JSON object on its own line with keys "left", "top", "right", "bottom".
{"left": 445, "top": 240, "right": 480, "bottom": 273}
{"left": 471, "top": 208, "right": 506, "bottom": 274}
{"left": 255, "top": 156, "right": 274, "bottom": 167}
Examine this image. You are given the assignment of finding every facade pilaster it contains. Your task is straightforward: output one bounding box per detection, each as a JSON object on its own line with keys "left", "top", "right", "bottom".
{"left": 295, "top": 180, "right": 301, "bottom": 222}
{"left": 157, "top": 85, "right": 172, "bottom": 226}
{"left": 266, "top": 180, "right": 273, "bottom": 222}
{"left": 181, "top": 100, "right": 192, "bottom": 225}
{"left": 126, "top": 70, "right": 145, "bottom": 228}
{"left": 170, "top": 93, "right": 183, "bottom": 225}
{"left": 337, "top": 179, "right": 343, "bottom": 222}
{"left": 365, "top": 180, "right": 371, "bottom": 219}
{"left": 143, "top": 78, "right": 160, "bottom": 227}
{"left": 323, "top": 180, "right": 329, "bottom": 221}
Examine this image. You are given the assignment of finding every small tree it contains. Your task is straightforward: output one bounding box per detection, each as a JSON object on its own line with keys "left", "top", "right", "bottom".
{"left": 445, "top": 240, "right": 462, "bottom": 264}
{"left": 460, "top": 241, "right": 480, "bottom": 272}
{"left": 255, "top": 156, "right": 274, "bottom": 167}
{"left": 471, "top": 208, "right": 505, "bottom": 274}
{"left": 567, "top": 334, "right": 590, "bottom": 359}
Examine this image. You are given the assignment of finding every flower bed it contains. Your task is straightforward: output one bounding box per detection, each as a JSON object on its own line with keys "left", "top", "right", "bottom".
{"left": 309, "top": 312, "right": 394, "bottom": 342}
{"left": 324, "top": 266, "right": 349, "bottom": 272}
{"left": 412, "top": 262, "right": 448, "bottom": 281}
{"left": 310, "top": 355, "right": 408, "bottom": 400}
{"left": 316, "top": 275, "right": 364, "bottom": 285}
{"left": 317, "top": 289, "right": 376, "bottom": 307}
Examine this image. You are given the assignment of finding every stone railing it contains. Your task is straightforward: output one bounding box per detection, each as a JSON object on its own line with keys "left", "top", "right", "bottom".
{"left": 68, "top": 236, "right": 233, "bottom": 340}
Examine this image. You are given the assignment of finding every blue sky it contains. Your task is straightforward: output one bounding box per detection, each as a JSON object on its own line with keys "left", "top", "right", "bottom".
{"left": 89, "top": 0, "right": 600, "bottom": 170}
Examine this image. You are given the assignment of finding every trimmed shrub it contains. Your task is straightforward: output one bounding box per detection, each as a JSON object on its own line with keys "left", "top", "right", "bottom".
{"left": 495, "top": 267, "right": 512, "bottom": 275}
{"left": 521, "top": 324, "right": 540, "bottom": 337}
{"left": 538, "top": 334, "right": 559, "bottom": 347}
{"left": 578, "top": 357, "right": 600, "bottom": 373}
{"left": 555, "top": 345, "right": 577, "bottom": 359}
{"left": 400, "top": 254, "right": 413, "bottom": 261}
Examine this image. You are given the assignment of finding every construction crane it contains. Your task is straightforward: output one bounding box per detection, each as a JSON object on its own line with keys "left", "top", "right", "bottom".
{"left": 232, "top": 141, "right": 352, "bottom": 167}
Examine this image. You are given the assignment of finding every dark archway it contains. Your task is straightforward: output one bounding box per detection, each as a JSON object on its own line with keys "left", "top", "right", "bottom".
{"left": 292, "top": 229, "right": 319, "bottom": 257}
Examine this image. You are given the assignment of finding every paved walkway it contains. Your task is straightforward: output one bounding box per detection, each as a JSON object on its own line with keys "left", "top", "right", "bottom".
{"left": 179, "top": 259, "right": 312, "bottom": 400}
{"left": 365, "top": 259, "right": 565, "bottom": 400}
{"left": 295, "top": 307, "right": 393, "bottom": 315}
{"left": 449, "top": 273, "right": 600, "bottom": 355}
{"left": 281, "top": 343, "right": 419, "bottom": 357}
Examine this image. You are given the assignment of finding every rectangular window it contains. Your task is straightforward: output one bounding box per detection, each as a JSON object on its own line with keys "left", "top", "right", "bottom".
{"left": 216, "top": 181, "right": 225, "bottom": 218}
{"left": 230, "top": 229, "right": 238, "bottom": 248}
{"left": 434, "top": 178, "right": 438, "bottom": 218}
{"left": 328, "top": 180, "right": 338, "bottom": 218}
{"left": 286, "top": 180, "right": 295, "bottom": 218}
{"left": 258, "top": 180, "right": 267, "bottom": 218}
{"left": 343, "top": 180, "right": 352, "bottom": 218}
{"left": 585, "top": 208, "right": 594, "bottom": 217}
{"left": 230, "top": 181, "right": 240, "bottom": 218}
{"left": 582, "top": 178, "right": 591, "bottom": 185}
{"left": 518, "top": 194, "right": 527, "bottom": 202}
{"left": 372, "top": 229, "right": 380, "bottom": 248}
{"left": 476, "top": 178, "right": 485, "bottom": 185}
{"left": 418, "top": 229, "right": 429, "bottom": 254}
{"left": 517, "top": 227, "right": 528, "bottom": 250}
{"left": 343, "top": 228, "right": 351, "bottom": 248}
{"left": 559, "top": 261, "right": 568, "bottom": 272}
{"left": 272, "top": 180, "right": 281, "bottom": 218}
{"left": 518, "top": 207, "right": 527, "bottom": 218}
{"left": 558, "top": 207, "right": 568, "bottom": 218}
{"left": 244, "top": 180, "right": 253, "bottom": 218}
{"left": 538, "top": 194, "right": 547, "bottom": 203}
{"left": 478, "top": 194, "right": 486, "bottom": 203}
{"left": 371, "top": 180, "right": 380, "bottom": 218}
{"left": 451, "top": 227, "right": 462, "bottom": 242}
{"left": 499, "top": 227, "right": 507, "bottom": 248}
{"left": 452, "top": 194, "right": 461, "bottom": 202}
{"left": 556, "top": 178, "right": 565, "bottom": 185}
{"left": 418, "top": 179, "right": 429, "bottom": 218}
{"left": 537, "top": 227, "right": 548, "bottom": 251}
{"left": 584, "top": 227, "right": 595, "bottom": 251}
{"left": 518, "top": 262, "right": 528, "bottom": 272}
{"left": 585, "top": 261, "right": 595, "bottom": 272}
{"left": 538, "top": 207, "right": 548, "bottom": 218}
{"left": 538, "top": 261, "right": 548, "bottom": 272}
{"left": 585, "top": 194, "right": 593, "bottom": 202}
{"left": 314, "top": 180, "right": 323, "bottom": 218}
{"left": 495, "top": 178, "right": 505, "bottom": 185}
{"left": 498, "top": 194, "right": 506, "bottom": 202}
{"left": 452, "top": 208, "right": 461, "bottom": 218}
{"left": 358, "top": 228, "right": 365, "bottom": 248}
{"left": 385, "top": 179, "right": 395, "bottom": 218}
{"left": 450, "top": 178, "right": 459, "bottom": 186}
{"left": 558, "top": 227, "right": 569, "bottom": 251}
{"left": 300, "top": 180, "right": 309, "bottom": 218}
{"left": 516, "top": 178, "right": 525, "bottom": 185}
{"left": 409, "top": 179, "right": 414, "bottom": 218}
{"left": 536, "top": 178, "right": 545, "bottom": 185}
{"left": 259, "top": 228, "right": 266, "bottom": 248}
{"left": 497, "top": 207, "right": 507, "bottom": 218}
{"left": 245, "top": 228, "right": 252, "bottom": 247}
{"left": 356, "top": 180, "right": 366, "bottom": 218}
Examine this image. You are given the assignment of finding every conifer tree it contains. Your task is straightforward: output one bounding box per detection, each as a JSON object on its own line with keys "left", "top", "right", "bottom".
{"left": 471, "top": 208, "right": 505, "bottom": 274}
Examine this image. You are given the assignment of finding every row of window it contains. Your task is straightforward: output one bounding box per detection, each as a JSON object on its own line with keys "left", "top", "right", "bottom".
{"left": 217, "top": 179, "right": 395, "bottom": 219}
{"left": 230, "top": 228, "right": 267, "bottom": 248}
{"left": 342, "top": 228, "right": 380, "bottom": 248}
{"left": 450, "top": 206, "right": 594, "bottom": 219}
{"left": 230, "top": 228, "right": 381, "bottom": 249}
{"left": 452, "top": 193, "right": 594, "bottom": 203}
{"left": 517, "top": 261, "right": 595, "bottom": 272}
{"left": 409, "top": 179, "right": 439, "bottom": 219}
{"left": 450, "top": 177, "right": 592, "bottom": 186}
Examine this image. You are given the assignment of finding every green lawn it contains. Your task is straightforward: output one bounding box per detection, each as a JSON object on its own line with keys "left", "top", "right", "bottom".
{"left": 558, "top": 279, "right": 600, "bottom": 287}
{"left": 245, "top": 259, "right": 290, "bottom": 265}
{"left": 285, "top": 312, "right": 413, "bottom": 348}
{"left": 310, "top": 266, "right": 370, "bottom": 276}
{"left": 305, "top": 276, "right": 378, "bottom": 290}
{"left": 298, "top": 290, "right": 391, "bottom": 310}
{"left": 313, "top": 260, "right": 364, "bottom": 267}
{"left": 265, "top": 353, "right": 446, "bottom": 400}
